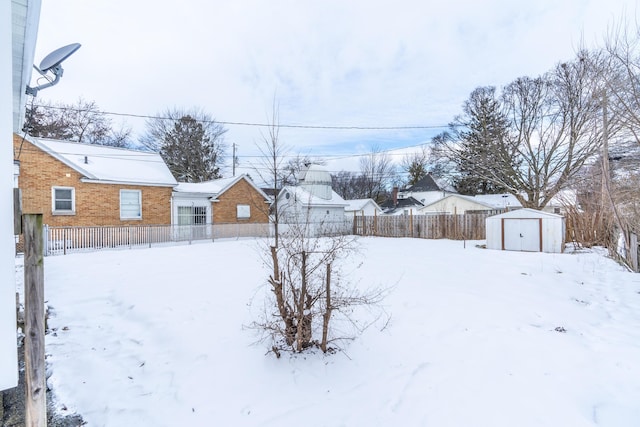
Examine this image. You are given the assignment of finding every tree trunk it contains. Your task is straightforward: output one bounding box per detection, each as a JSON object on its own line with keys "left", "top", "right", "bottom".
{"left": 321, "top": 263, "right": 332, "bottom": 353}
{"left": 296, "top": 251, "right": 312, "bottom": 351}
{"left": 269, "top": 246, "right": 295, "bottom": 346}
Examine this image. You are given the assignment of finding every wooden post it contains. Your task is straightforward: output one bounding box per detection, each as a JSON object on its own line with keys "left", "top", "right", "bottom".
{"left": 23, "top": 214, "right": 46, "bottom": 427}
{"left": 630, "top": 232, "right": 638, "bottom": 272}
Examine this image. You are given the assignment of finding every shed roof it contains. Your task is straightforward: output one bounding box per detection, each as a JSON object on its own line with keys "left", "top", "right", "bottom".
{"left": 488, "top": 208, "right": 564, "bottom": 219}
{"left": 28, "top": 137, "right": 178, "bottom": 187}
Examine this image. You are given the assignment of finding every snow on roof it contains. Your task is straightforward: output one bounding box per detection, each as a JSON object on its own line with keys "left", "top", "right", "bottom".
{"left": 344, "top": 198, "right": 380, "bottom": 212}
{"left": 31, "top": 137, "right": 177, "bottom": 186}
{"left": 280, "top": 185, "right": 348, "bottom": 207}
{"left": 488, "top": 208, "right": 564, "bottom": 219}
{"left": 173, "top": 175, "right": 270, "bottom": 201}
{"left": 173, "top": 176, "right": 240, "bottom": 195}
{"left": 420, "top": 193, "right": 496, "bottom": 210}
{"left": 474, "top": 193, "right": 522, "bottom": 209}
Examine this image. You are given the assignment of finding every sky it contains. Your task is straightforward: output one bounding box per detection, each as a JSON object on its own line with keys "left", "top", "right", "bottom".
{"left": 17, "top": 237, "right": 640, "bottom": 426}
{"left": 31, "top": 0, "right": 639, "bottom": 175}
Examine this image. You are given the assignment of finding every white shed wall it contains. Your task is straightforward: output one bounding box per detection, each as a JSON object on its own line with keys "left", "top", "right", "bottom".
{"left": 485, "top": 209, "right": 565, "bottom": 253}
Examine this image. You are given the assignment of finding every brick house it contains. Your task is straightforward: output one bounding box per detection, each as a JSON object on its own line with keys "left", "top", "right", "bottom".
{"left": 171, "top": 175, "right": 270, "bottom": 226}
{"left": 13, "top": 134, "right": 178, "bottom": 226}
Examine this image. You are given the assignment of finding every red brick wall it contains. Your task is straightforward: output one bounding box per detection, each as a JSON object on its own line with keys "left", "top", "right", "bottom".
{"left": 14, "top": 135, "right": 173, "bottom": 226}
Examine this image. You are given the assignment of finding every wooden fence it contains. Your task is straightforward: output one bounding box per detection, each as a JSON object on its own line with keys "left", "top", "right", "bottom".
{"left": 44, "top": 223, "right": 270, "bottom": 256}
{"left": 352, "top": 213, "right": 490, "bottom": 240}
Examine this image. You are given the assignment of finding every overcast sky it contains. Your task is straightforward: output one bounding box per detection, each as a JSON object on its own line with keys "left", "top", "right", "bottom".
{"left": 31, "top": 0, "right": 637, "bottom": 175}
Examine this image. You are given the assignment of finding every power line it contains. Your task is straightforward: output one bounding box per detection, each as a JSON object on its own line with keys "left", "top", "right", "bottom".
{"left": 32, "top": 104, "right": 454, "bottom": 131}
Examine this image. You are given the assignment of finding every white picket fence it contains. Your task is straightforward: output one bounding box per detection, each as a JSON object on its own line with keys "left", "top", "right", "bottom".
{"left": 44, "top": 223, "right": 271, "bottom": 256}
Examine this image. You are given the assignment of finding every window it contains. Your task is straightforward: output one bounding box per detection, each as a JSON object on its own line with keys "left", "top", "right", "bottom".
{"left": 52, "top": 187, "right": 75, "bottom": 215}
{"left": 237, "top": 204, "right": 250, "bottom": 219}
{"left": 177, "top": 205, "right": 208, "bottom": 225}
{"left": 120, "top": 189, "right": 142, "bottom": 220}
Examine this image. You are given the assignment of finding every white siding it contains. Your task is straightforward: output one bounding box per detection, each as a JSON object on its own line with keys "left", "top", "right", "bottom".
{"left": 486, "top": 209, "right": 565, "bottom": 253}
{"left": 2, "top": 0, "right": 17, "bottom": 390}
{"left": 420, "top": 195, "right": 492, "bottom": 215}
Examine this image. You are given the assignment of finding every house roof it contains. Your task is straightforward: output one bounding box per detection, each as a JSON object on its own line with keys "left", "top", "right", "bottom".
{"left": 404, "top": 174, "right": 441, "bottom": 192}
{"left": 344, "top": 198, "right": 381, "bottom": 212}
{"left": 380, "top": 196, "right": 424, "bottom": 212}
{"left": 471, "top": 193, "right": 522, "bottom": 209}
{"left": 173, "top": 175, "right": 270, "bottom": 201}
{"left": 420, "top": 193, "right": 496, "bottom": 211}
{"left": 278, "top": 185, "right": 348, "bottom": 207}
{"left": 28, "top": 137, "right": 178, "bottom": 187}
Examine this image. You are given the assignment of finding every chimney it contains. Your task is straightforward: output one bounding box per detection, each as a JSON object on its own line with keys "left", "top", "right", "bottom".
{"left": 392, "top": 186, "right": 398, "bottom": 207}
{"left": 84, "top": 156, "right": 88, "bottom": 164}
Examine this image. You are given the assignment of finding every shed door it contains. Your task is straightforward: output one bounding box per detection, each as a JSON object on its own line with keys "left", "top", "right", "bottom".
{"left": 503, "top": 219, "right": 540, "bottom": 252}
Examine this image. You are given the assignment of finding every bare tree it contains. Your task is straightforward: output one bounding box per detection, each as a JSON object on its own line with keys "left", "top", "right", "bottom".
{"left": 603, "top": 20, "right": 640, "bottom": 145}
{"left": 439, "top": 53, "right": 607, "bottom": 209}
{"left": 400, "top": 146, "right": 430, "bottom": 186}
{"left": 331, "top": 171, "right": 371, "bottom": 199}
{"left": 252, "top": 100, "right": 288, "bottom": 248}
{"left": 252, "top": 211, "right": 386, "bottom": 355}
{"left": 359, "top": 145, "right": 397, "bottom": 203}
{"left": 24, "top": 98, "right": 132, "bottom": 147}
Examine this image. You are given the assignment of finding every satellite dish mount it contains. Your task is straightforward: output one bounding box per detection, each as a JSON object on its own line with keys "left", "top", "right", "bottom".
{"left": 26, "top": 43, "right": 81, "bottom": 96}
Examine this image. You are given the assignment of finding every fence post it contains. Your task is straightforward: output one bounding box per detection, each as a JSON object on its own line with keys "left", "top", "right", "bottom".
{"left": 630, "top": 232, "right": 638, "bottom": 272}
{"left": 23, "top": 214, "right": 46, "bottom": 426}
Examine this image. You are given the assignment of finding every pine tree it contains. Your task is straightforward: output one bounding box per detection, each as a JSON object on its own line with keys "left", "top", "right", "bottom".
{"left": 453, "top": 86, "right": 510, "bottom": 195}
{"left": 160, "top": 115, "right": 224, "bottom": 182}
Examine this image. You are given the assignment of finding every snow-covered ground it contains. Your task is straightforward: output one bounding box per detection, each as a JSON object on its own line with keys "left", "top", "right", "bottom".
{"left": 15, "top": 237, "right": 640, "bottom": 426}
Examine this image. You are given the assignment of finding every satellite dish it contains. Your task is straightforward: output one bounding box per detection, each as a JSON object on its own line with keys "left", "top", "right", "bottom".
{"left": 26, "top": 42, "right": 82, "bottom": 96}
{"left": 38, "top": 43, "right": 82, "bottom": 73}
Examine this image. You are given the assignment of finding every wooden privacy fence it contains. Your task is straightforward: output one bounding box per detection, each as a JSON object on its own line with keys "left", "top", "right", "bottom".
{"left": 352, "top": 213, "right": 490, "bottom": 240}
{"left": 44, "top": 223, "right": 270, "bottom": 256}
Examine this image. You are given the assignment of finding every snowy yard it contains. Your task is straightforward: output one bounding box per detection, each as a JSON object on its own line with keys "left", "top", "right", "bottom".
{"left": 16, "top": 237, "right": 640, "bottom": 426}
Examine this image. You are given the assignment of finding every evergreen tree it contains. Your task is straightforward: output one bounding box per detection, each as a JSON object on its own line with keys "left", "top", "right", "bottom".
{"left": 160, "top": 115, "right": 224, "bottom": 182}
{"left": 452, "top": 86, "right": 510, "bottom": 195}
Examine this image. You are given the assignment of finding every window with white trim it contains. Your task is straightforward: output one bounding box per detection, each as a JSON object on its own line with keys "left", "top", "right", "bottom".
{"left": 52, "top": 187, "right": 75, "bottom": 215}
{"left": 177, "top": 205, "right": 208, "bottom": 225}
{"left": 237, "top": 204, "right": 250, "bottom": 219}
{"left": 120, "top": 189, "right": 142, "bottom": 220}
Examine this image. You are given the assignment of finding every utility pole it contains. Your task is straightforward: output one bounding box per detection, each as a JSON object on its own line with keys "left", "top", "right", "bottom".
{"left": 232, "top": 143, "right": 236, "bottom": 177}
{"left": 601, "top": 90, "right": 630, "bottom": 256}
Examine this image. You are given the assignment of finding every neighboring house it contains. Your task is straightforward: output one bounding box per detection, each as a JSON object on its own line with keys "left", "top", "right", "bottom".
{"left": 14, "top": 135, "right": 178, "bottom": 226}
{"left": 418, "top": 191, "right": 577, "bottom": 216}
{"left": 419, "top": 194, "right": 497, "bottom": 215}
{"left": 398, "top": 174, "right": 456, "bottom": 205}
{"left": 380, "top": 196, "right": 424, "bottom": 216}
{"left": 171, "top": 175, "right": 270, "bottom": 226}
{"left": 344, "top": 198, "right": 382, "bottom": 217}
{"left": 275, "top": 164, "right": 348, "bottom": 229}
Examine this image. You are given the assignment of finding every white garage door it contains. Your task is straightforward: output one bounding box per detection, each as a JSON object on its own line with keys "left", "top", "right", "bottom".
{"left": 503, "top": 219, "right": 541, "bottom": 252}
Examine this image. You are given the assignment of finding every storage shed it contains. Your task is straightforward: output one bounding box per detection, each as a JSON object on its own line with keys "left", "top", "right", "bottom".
{"left": 486, "top": 208, "right": 565, "bottom": 253}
